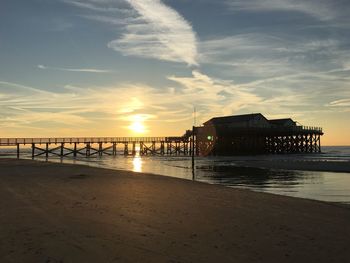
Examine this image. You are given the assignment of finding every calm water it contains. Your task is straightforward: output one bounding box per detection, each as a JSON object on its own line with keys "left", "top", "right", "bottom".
{"left": 1, "top": 146, "right": 350, "bottom": 205}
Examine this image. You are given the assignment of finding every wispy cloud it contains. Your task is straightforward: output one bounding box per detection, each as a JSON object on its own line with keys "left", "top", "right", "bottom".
{"left": 200, "top": 33, "right": 350, "bottom": 82}
{"left": 37, "top": 64, "right": 113, "bottom": 73}
{"left": 63, "top": 0, "right": 198, "bottom": 65}
{"left": 167, "top": 70, "right": 264, "bottom": 120}
{"left": 328, "top": 98, "right": 350, "bottom": 107}
{"left": 108, "top": 0, "right": 198, "bottom": 65}
{"left": 196, "top": 30, "right": 350, "bottom": 126}
{"left": 226, "top": 0, "right": 340, "bottom": 21}
{"left": 1, "top": 63, "right": 348, "bottom": 137}
{"left": 0, "top": 72, "right": 262, "bottom": 136}
{"left": 63, "top": 0, "right": 132, "bottom": 13}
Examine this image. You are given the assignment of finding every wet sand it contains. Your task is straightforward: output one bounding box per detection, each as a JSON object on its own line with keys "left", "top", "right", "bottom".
{"left": 1, "top": 159, "right": 350, "bottom": 263}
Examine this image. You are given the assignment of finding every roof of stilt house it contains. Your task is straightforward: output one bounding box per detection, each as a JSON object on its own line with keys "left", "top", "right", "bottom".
{"left": 269, "top": 118, "right": 295, "bottom": 125}
{"left": 203, "top": 113, "right": 267, "bottom": 125}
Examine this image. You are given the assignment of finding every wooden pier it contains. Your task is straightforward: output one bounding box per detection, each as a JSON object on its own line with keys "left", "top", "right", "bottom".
{"left": 0, "top": 137, "right": 193, "bottom": 158}
{"left": 0, "top": 127, "right": 323, "bottom": 158}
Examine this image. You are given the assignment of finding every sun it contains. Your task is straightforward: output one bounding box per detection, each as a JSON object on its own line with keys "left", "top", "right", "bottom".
{"left": 127, "top": 114, "right": 149, "bottom": 135}
{"left": 129, "top": 121, "right": 146, "bottom": 134}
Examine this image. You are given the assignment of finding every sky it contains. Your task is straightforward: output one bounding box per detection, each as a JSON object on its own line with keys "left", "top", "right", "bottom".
{"left": 0, "top": 0, "right": 350, "bottom": 145}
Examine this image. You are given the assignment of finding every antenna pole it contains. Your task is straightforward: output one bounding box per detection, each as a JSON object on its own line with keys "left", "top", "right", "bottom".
{"left": 193, "top": 106, "right": 196, "bottom": 126}
{"left": 192, "top": 125, "right": 195, "bottom": 180}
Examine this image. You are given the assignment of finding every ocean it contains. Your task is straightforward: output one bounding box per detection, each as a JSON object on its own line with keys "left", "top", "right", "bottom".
{"left": 1, "top": 146, "right": 350, "bottom": 205}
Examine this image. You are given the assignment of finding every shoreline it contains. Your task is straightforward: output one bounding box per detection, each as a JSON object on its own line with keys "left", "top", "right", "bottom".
{"left": 1, "top": 158, "right": 350, "bottom": 262}
{"left": 16, "top": 157, "right": 350, "bottom": 207}
{"left": 9, "top": 157, "right": 350, "bottom": 206}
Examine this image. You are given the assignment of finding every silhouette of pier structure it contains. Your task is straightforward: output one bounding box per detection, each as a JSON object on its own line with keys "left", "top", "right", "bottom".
{"left": 0, "top": 137, "right": 193, "bottom": 158}
{"left": 0, "top": 114, "right": 324, "bottom": 158}
{"left": 195, "top": 113, "right": 323, "bottom": 155}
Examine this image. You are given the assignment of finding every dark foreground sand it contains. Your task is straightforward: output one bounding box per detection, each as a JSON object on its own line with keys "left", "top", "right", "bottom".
{"left": 1, "top": 159, "right": 350, "bottom": 263}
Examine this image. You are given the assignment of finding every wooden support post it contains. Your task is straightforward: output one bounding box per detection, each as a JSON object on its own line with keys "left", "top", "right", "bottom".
{"left": 167, "top": 143, "right": 170, "bottom": 155}
{"left": 32, "top": 143, "right": 35, "bottom": 159}
{"left": 140, "top": 142, "right": 143, "bottom": 156}
{"left": 160, "top": 141, "right": 165, "bottom": 155}
{"left": 46, "top": 143, "right": 49, "bottom": 158}
{"left": 60, "top": 143, "right": 64, "bottom": 157}
{"left": 132, "top": 142, "right": 136, "bottom": 156}
{"left": 99, "top": 142, "right": 102, "bottom": 156}
{"left": 152, "top": 142, "right": 155, "bottom": 154}
{"left": 318, "top": 135, "right": 321, "bottom": 153}
{"left": 189, "top": 140, "right": 192, "bottom": 155}
{"left": 305, "top": 134, "right": 308, "bottom": 153}
{"left": 113, "top": 143, "right": 117, "bottom": 155}
{"left": 16, "top": 143, "right": 20, "bottom": 159}
{"left": 297, "top": 135, "right": 301, "bottom": 153}
{"left": 86, "top": 143, "right": 90, "bottom": 157}
{"left": 124, "top": 143, "right": 128, "bottom": 156}
{"left": 74, "top": 143, "right": 77, "bottom": 157}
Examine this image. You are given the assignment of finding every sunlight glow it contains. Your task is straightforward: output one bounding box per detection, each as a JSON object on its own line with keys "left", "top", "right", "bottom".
{"left": 129, "top": 121, "right": 146, "bottom": 134}
{"left": 128, "top": 114, "right": 148, "bottom": 135}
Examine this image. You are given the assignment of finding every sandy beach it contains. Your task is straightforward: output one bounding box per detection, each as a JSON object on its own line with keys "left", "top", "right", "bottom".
{"left": 1, "top": 159, "right": 350, "bottom": 263}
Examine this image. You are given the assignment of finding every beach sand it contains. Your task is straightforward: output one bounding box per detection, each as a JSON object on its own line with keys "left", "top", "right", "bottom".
{"left": 1, "top": 159, "right": 350, "bottom": 263}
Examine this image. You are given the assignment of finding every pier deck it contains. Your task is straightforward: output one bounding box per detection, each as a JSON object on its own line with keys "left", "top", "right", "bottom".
{"left": 0, "top": 137, "right": 192, "bottom": 158}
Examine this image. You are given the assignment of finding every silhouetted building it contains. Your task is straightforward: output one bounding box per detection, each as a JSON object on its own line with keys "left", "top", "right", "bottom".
{"left": 195, "top": 113, "right": 323, "bottom": 155}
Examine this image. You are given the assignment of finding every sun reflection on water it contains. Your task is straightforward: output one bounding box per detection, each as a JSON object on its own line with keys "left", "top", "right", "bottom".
{"left": 132, "top": 156, "right": 142, "bottom": 172}
{"left": 132, "top": 145, "right": 142, "bottom": 172}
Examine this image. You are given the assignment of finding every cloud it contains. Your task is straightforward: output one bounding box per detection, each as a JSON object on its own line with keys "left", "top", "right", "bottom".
{"left": 196, "top": 30, "right": 350, "bottom": 124}
{"left": 37, "top": 64, "right": 113, "bottom": 73}
{"left": 1, "top": 63, "right": 348, "bottom": 137}
{"left": 199, "top": 32, "right": 350, "bottom": 86}
{"left": 0, "top": 71, "right": 263, "bottom": 135}
{"left": 328, "top": 98, "right": 350, "bottom": 107}
{"left": 63, "top": 0, "right": 131, "bottom": 13}
{"left": 63, "top": 0, "right": 198, "bottom": 65}
{"left": 226, "top": 0, "right": 339, "bottom": 21}
{"left": 113, "top": 0, "right": 198, "bottom": 65}
{"left": 167, "top": 70, "right": 264, "bottom": 120}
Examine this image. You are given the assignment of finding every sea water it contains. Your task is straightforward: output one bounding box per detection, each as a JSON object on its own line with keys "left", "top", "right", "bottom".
{"left": 1, "top": 146, "right": 350, "bottom": 205}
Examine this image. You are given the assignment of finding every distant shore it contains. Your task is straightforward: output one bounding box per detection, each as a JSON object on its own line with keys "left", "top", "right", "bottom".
{"left": 1, "top": 158, "right": 350, "bottom": 262}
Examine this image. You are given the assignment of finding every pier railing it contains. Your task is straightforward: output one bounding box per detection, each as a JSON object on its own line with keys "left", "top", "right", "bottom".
{"left": 0, "top": 137, "right": 186, "bottom": 146}
{"left": 269, "top": 125, "right": 323, "bottom": 134}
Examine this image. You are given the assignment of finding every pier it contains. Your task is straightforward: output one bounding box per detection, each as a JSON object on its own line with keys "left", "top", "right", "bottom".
{"left": 0, "top": 128, "right": 323, "bottom": 159}
{"left": 0, "top": 137, "right": 193, "bottom": 158}
{"left": 0, "top": 114, "right": 324, "bottom": 158}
